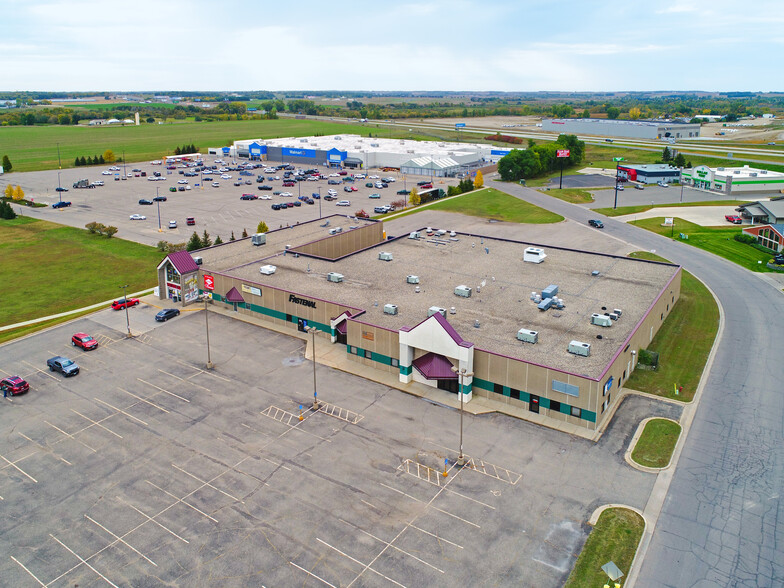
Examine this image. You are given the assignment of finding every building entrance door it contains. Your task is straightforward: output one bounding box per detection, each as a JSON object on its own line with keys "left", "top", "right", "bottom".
{"left": 529, "top": 394, "right": 540, "bottom": 414}
{"left": 437, "top": 379, "right": 459, "bottom": 394}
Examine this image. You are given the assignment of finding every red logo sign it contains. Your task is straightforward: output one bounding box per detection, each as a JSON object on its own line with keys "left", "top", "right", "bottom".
{"left": 557, "top": 149, "right": 571, "bottom": 158}
{"left": 204, "top": 275, "right": 214, "bottom": 291}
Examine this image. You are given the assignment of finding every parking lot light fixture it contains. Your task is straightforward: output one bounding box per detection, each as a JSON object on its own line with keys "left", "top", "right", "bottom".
{"left": 450, "top": 366, "right": 473, "bottom": 466}
{"left": 57, "top": 172, "right": 62, "bottom": 204}
{"left": 156, "top": 186, "right": 162, "bottom": 231}
{"left": 201, "top": 293, "right": 214, "bottom": 370}
{"left": 120, "top": 284, "right": 131, "bottom": 337}
{"left": 307, "top": 326, "right": 319, "bottom": 409}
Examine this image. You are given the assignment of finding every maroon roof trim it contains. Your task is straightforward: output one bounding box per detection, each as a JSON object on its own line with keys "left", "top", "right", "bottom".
{"left": 413, "top": 352, "right": 457, "bottom": 380}
{"left": 225, "top": 286, "right": 245, "bottom": 303}
{"left": 166, "top": 251, "right": 199, "bottom": 275}
{"left": 402, "top": 312, "right": 473, "bottom": 348}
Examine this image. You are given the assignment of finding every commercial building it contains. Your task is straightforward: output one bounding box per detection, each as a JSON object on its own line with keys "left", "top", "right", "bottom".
{"left": 617, "top": 164, "right": 681, "bottom": 185}
{"left": 735, "top": 198, "right": 784, "bottom": 224}
{"left": 741, "top": 224, "right": 784, "bottom": 252}
{"left": 541, "top": 118, "right": 701, "bottom": 140}
{"left": 229, "top": 135, "right": 507, "bottom": 173}
{"left": 156, "top": 216, "right": 681, "bottom": 435}
{"left": 682, "top": 165, "right": 784, "bottom": 195}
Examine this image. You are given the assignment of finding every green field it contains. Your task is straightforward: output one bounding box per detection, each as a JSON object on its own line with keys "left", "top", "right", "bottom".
{"left": 564, "top": 508, "right": 645, "bottom": 588}
{"left": 626, "top": 252, "right": 719, "bottom": 401}
{"left": 0, "top": 217, "right": 161, "bottom": 328}
{"left": 388, "top": 187, "right": 564, "bottom": 224}
{"left": 631, "top": 419, "right": 682, "bottom": 468}
{"left": 629, "top": 217, "right": 775, "bottom": 272}
{"left": 538, "top": 188, "right": 594, "bottom": 204}
{"left": 0, "top": 119, "right": 408, "bottom": 172}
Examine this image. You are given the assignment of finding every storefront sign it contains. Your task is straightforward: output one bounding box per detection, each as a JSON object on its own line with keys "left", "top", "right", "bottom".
{"left": 289, "top": 294, "right": 316, "bottom": 308}
{"left": 362, "top": 330, "right": 374, "bottom": 341}
{"left": 242, "top": 284, "right": 262, "bottom": 296}
{"left": 204, "top": 275, "right": 214, "bottom": 290}
{"left": 557, "top": 149, "right": 570, "bottom": 158}
{"left": 166, "top": 282, "right": 181, "bottom": 290}
{"left": 183, "top": 275, "right": 198, "bottom": 302}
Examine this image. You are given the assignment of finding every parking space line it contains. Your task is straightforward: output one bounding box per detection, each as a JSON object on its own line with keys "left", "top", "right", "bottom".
{"left": 0, "top": 367, "right": 12, "bottom": 377}
{"left": 316, "top": 538, "right": 407, "bottom": 588}
{"left": 44, "top": 420, "right": 97, "bottom": 453}
{"left": 118, "top": 387, "right": 169, "bottom": 413}
{"left": 444, "top": 487, "right": 496, "bottom": 510}
{"left": 0, "top": 452, "right": 39, "bottom": 483}
{"left": 94, "top": 398, "right": 149, "bottom": 427}
{"left": 158, "top": 369, "right": 211, "bottom": 392}
{"left": 145, "top": 480, "right": 218, "bottom": 523}
{"left": 339, "top": 518, "right": 444, "bottom": 574}
{"left": 361, "top": 499, "right": 379, "bottom": 511}
{"left": 174, "top": 359, "right": 231, "bottom": 382}
{"left": 137, "top": 378, "right": 190, "bottom": 403}
{"left": 379, "top": 482, "right": 480, "bottom": 528}
{"left": 289, "top": 561, "right": 337, "bottom": 588}
{"left": 118, "top": 499, "right": 190, "bottom": 544}
{"left": 171, "top": 464, "right": 244, "bottom": 503}
{"left": 84, "top": 515, "right": 158, "bottom": 567}
{"left": 10, "top": 556, "right": 46, "bottom": 586}
{"left": 409, "top": 524, "right": 463, "bottom": 549}
{"left": 22, "top": 360, "right": 58, "bottom": 381}
{"left": 18, "top": 431, "right": 72, "bottom": 465}
{"left": 71, "top": 410, "right": 123, "bottom": 439}
{"left": 49, "top": 534, "right": 120, "bottom": 587}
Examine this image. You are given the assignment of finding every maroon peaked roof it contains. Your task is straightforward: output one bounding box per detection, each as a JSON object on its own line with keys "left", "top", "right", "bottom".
{"left": 336, "top": 321, "right": 348, "bottom": 335}
{"left": 166, "top": 251, "right": 199, "bottom": 275}
{"left": 413, "top": 352, "right": 457, "bottom": 380}
{"left": 225, "top": 287, "right": 245, "bottom": 303}
{"left": 401, "top": 311, "right": 473, "bottom": 348}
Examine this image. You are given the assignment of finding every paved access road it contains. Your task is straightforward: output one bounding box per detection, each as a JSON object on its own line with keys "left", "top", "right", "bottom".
{"left": 494, "top": 179, "right": 784, "bottom": 587}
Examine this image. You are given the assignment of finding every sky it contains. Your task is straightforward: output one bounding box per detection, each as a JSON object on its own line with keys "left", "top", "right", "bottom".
{"left": 3, "top": 0, "right": 783, "bottom": 92}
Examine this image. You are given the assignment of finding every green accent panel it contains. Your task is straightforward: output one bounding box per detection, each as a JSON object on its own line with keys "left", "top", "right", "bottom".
{"left": 461, "top": 382, "right": 472, "bottom": 395}
{"left": 540, "top": 397, "right": 551, "bottom": 409}
{"left": 520, "top": 391, "right": 531, "bottom": 403}
{"left": 400, "top": 364, "right": 413, "bottom": 375}
{"left": 582, "top": 410, "right": 597, "bottom": 423}
{"left": 249, "top": 303, "right": 287, "bottom": 321}
{"left": 471, "top": 377, "right": 494, "bottom": 392}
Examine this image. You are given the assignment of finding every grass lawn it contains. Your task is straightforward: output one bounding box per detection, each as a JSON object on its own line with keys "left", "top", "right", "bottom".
{"left": 631, "top": 419, "right": 682, "bottom": 468}
{"left": 629, "top": 217, "right": 775, "bottom": 272}
{"left": 387, "top": 187, "right": 564, "bottom": 224}
{"left": 625, "top": 252, "right": 719, "bottom": 401}
{"left": 0, "top": 217, "right": 162, "bottom": 327}
{"left": 594, "top": 199, "right": 745, "bottom": 217}
{"left": 564, "top": 508, "right": 645, "bottom": 588}
{"left": 538, "top": 188, "right": 594, "bottom": 204}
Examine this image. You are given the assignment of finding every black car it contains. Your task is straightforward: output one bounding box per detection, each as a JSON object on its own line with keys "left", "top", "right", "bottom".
{"left": 240, "top": 194, "right": 257, "bottom": 200}
{"left": 293, "top": 200, "right": 301, "bottom": 207}
{"left": 139, "top": 199, "right": 153, "bottom": 205}
{"left": 259, "top": 185, "right": 273, "bottom": 191}
{"left": 56, "top": 186, "right": 69, "bottom": 192}
{"left": 153, "top": 195, "right": 167, "bottom": 202}
{"left": 588, "top": 219, "right": 604, "bottom": 229}
{"left": 271, "top": 203, "right": 281, "bottom": 210}
{"left": 155, "top": 308, "right": 180, "bottom": 322}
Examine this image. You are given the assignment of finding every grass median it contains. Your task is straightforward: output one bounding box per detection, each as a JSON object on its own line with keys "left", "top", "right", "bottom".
{"left": 593, "top": 199, "right": 745, "bottom": 217}
{"left": 538, "top": 188, "right": 594, "bottom": 204}
{"left": 565, "top": 508, "right": 645, "bottom": 588}
{"left": 625, "top": 251, "right": 718, "bottom": 401}
{"left": 0, "top": 217, "right": 161, "bottom": 328}
{"left": 631, "top": 419, "right": 682, "bottom": 468}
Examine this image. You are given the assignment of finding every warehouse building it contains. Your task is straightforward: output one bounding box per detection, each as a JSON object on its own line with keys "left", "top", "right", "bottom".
{"left": 157, "top": 217, "right": 681, "bottom": 434}
{"left": 617, "top": 163, "right": 681, "bottom": 184}
{"left": 232, "top": 135, "right": 496, "bottom": 173}
{"left": 682, "top": 165, "right": 784, "bottom": 195}
{"left": 541, "top": 118, "right": 701, "bottom": 140}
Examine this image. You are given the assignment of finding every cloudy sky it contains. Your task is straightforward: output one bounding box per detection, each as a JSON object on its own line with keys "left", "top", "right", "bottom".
{"left": 4, "top": 0, "right": 782, "bottom": 92}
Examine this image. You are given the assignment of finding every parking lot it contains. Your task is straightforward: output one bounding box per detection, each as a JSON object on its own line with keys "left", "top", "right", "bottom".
{"left": 0, "top": 305, "right": 681, "bottom": 587}
{"left": 0, "top": 161, "right": 457, "bottom": 247}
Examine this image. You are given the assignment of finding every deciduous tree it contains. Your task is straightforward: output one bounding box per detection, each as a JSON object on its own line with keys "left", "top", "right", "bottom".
{"left": 4, "top": 184, "right": 13, "bottom": 199}
{"left": 473, "top": 170, "right": 484, "bottom": 189}
{"left": 409, "top": 188, "right": 420, "bottom": 206}
{"left": 12, "top": 185, "right": 24, "bottom": 201}
{"left": 103, "top": 149, "right": 115, "bottom": 163}
{"left": 257, "top": 220, "right": 269, "bottom": 234}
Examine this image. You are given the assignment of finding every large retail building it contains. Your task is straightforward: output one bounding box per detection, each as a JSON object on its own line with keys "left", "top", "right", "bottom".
{"left": 682, "top": 164, "right": 784, "bottom": 194}
{"left": 541, "top": 118, "right": 701, "bottom": 140}
{"left": 157, "top": 217, "right": 681, "bottom": 434}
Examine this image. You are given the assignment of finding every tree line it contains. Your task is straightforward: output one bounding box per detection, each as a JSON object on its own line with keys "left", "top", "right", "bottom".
{"left": 498, "top": 135, "right": 586, "bottom": 181}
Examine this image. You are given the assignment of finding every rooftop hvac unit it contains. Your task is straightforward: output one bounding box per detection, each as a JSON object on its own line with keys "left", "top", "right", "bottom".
{"left": 454, "top": 285, "right": 472, "bottom": 298}
{"left": 383, "top": 304, "right": 398, "bottom": 315}
{"left": 193, "top": 256, "right": 203, "bottom": 265}
{"left": 406, "top": 275, "right": 420, "bottom": 284}
{"left": 568, "top": 341, "right": 591, "bottom": 356}
{"left": 327, "top": 272, "right": 344, "bottom": 283}
{"left": 450, "top": 231, "right": 456, "bottom": 237}
{"left": 524, "top": 247, "right": 547, "bottom": 263}
{"left": 428, "top": 306, "right": 447, "bottom": 318}
{"left": 608, "top": 312, "right": 619, "bottom": 321}
{"left": 591, "top": 313, "right": 613, "bottom": 327}
{"left": 538, "top": 297, "right": 554, "bottom": 311}
{"left": 378, "top": 251, "right": 394, "bottom": 261}
{"left": 613, "top": 308, "right": 623, "bottom": 317}
{"left": 328, "top": 227, "right": 343, "bottom": 235}
{"left": 517, "top": 328, "right": 539, "bottom": 344}
{"left": 435, "top": 230, "right": 447, "bottom": 237}
{"left": 251, "top": 233, "right": 267, "bottom": 246}
{"left": 259, "top": 264, "right": 277, "bottom": 275}
{"left": 542, "top": 284, "right": 559, "bottom": 299}
{"left": 450, "top": 307, "right": 456, "bottom": 314}
{"left": 409, "top": 231, "right": 420, "bottom": 239}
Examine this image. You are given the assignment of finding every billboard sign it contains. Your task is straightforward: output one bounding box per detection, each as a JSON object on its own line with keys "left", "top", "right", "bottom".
{"left": 204, "top": 275, "right": 214, "bottom": 291}
{"left": 282, "top": 147, "right": 316, "bottom": 158}
{"left": 455, "top": 123, "right": 466, "bottom": 128}
{"left": 556, "top": 149, "right": 570, "bottom": 158}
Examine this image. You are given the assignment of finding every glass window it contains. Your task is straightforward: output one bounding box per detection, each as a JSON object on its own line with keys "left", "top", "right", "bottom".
{"left": 571, "top": 406, "right": 582, "bottom": 418}
{"left": 552, "top": 380, "right": 580, "bottom": 397}
{"left": 391, "top": 358, "right": 399, "bottom": 367}
{"left": 364, "top": 350, "right": 372, "bottom": 359}
{"left": 493, "top": 383, "right": 504, "bottom": 395}
{"left": 510, "top": 388, "right": 520, "bottom": 400}
{"left": 349, "top": 346, "right": 357, "bottom": 354}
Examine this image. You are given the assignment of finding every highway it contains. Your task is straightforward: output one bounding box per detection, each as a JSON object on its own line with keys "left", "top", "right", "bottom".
{"left": 492, "top": 178, "right": 784, "bottom": 587}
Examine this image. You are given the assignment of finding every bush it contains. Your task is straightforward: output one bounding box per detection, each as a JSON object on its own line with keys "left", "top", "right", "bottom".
{"left": 355, "top": 209, "right": 369, "bottom": 218}
{"left": 734, "top": 233, "right": 757, "bottom": 244}
{"left": 104, "top": 226, "right": 118, "bottom": 238}
{"left": 85, "top": 221, "right": 100, "bottom": 233}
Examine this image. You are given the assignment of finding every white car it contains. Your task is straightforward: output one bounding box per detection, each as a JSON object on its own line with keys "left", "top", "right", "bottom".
{"left": 354, "top": 174, "right": 366, "bottom": 179}
{"left": 129, "top": 214, "right": 146, "bottom": 220}
{"left": 369, "top": 175, "right": 379, "bottom": 179}
{"left": 657, "top": 181, "right": 669, "bottom": 187}
{"left": 336, "top": 200, "right": 351, "bottom": 206}
{"left": 185, "top": 185, "right": 192, "bottom": 190}
{"left": 212, "top": 182, "right": 220, "bottom": 187}
{"left": 202, "top": 170, "right": 212, "bottom": 175}
{"left": 280, "top": 191, "right": 292, "bottom": 197}
{"left": 102, "top": 170, "right": 111, "bottom": 175}
{"left": 259, "top": 195, "right": 271, "bottom": 200}
{"left": 328, "top": 173, "right": 340, "bottom": 177}
{"left": 327, "top": 189, "right": 338, "bottom": 196}
{"left": 382, "top": 177, "right": 395, "bottom": 183}
{"left": 109, "top": 166, "right": 120, "bottom": 171}
{"left": 177, "top": 179, "right": 188, "bottom": 184}
{"left": 168, "top": 220, "right": 177, "bottom": 228}
{"left": 220, "top": 174, "right": 231, "bottom": 180}
{"left": 93, "top": 180, "right": 104, "bottom": 186}
{"left": 219, "top": 168, "right": 229, "bottom": 172}
{"left": 127, "top": 172, "right": 133, "bottom": 177}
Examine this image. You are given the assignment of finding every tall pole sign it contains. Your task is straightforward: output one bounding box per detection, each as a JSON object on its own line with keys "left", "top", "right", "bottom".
{"left": 557, "top": 149, "right": 570, "bottom": 189}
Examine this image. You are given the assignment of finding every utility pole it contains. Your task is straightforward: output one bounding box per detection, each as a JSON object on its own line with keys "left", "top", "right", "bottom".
{"left": 120, "top": 284, "right": 131, "bottom": 337}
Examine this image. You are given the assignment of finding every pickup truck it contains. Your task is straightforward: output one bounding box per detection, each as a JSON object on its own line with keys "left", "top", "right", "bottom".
{"left": 47, "top": 356, "right": 80, "bottom": 376}
{"left": 725, "top": 214, "right": 742, "bottom": 224}
{"left": 52, "top": 201, "right": 72, "bottom": 209}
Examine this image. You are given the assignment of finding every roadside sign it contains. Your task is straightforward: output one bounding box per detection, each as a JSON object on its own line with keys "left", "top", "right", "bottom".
{"left": 557, "top": 149, "right": 570, "bottom": 158}
{"left": 455, "top": 123, "right": 466, "bottom": 128}
{"left": 727, "top": 152, "right": 734, "bottom": 158}
{"left": 204, "top": 275, "right": 214, "bottom": 291}
{"left": 612, "top": 157, "right": 624, "bottom": 162}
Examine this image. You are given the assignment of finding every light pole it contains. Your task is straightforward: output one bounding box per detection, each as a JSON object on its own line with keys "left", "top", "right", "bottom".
{"left": 613, "top": 163, "right": 620, "bottom": 210}
{"left": 307, "top": 326, "right": 319, "bottom": 409}
{"left": 318, "top": 186, "right": 322, "bottom": 219}
{"left": 450, "top": 366, "right": 473, "bottom": 466}
{"left": 156, "top": 186, "right": 162, "bottom": 231}
{"left": 679, "top": 167, "right": 685, "bottom": 203}
{"left": 57, "top": 172, "right": 62, "bottom": 203}
{"left": 201, "top": 293, "right": 214, "bottom": 369}
{"left": 120, "top": 284, "right": 131, "bottom": 337}
{"left": 57, "top": 143, "right": 61, "bottom": 169}
{"left": 123, "top": 150, "right": 127, "bottom": 179}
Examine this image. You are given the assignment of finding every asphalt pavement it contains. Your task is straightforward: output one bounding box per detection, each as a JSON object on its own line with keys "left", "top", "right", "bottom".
{"left": 493, "top": 178, "right": 784, "bottom": 587}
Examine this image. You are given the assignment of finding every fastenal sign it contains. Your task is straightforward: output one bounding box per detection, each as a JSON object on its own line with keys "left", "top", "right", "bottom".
{"left": 556, "top": 149, "right": 570, "bottom": 158}
{"left": 288, "top": 294, "right": 316, "bottom": 308}
{"left": 204, "top": 275, "right": 214, "bottom": 290}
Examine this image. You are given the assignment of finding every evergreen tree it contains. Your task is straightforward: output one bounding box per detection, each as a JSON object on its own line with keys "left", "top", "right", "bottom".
{"left": 241, "top": 228, "right": 248, "bottom": 238}
{"left": 99, "top": 155, "right": 105, "bottom": 164}
{"left": 80, "top": 156, "right": 87, "bottom": 166}
{"left": 201, "top": 229, "right": 212, "bottom": 247}
{"left": 214, "top": 235, "right": 223, "bottom": 245}
{"left": 1, "top": 155, "right": 12, "bottom": 173}
{"left": 74, "top": 157, "right": 81, "bottom": 167}
{"left": 230, "top": 231, "right": 236, "bottom": 241}
{"left": 257, "top": 220, "right": 269, "bottom": 233}
{"left": 87, "top": 156, "right": 93, "bottom": 165}
{"left": 662, "top": 147, "right": 672, "bottom": 162}
{"left": 186, "top": 232, "right": 202, "bottom": 251}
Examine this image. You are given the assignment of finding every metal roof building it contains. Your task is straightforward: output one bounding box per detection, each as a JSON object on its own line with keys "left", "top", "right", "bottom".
{"left": 541, "top": 118, "right": 701, "bottom": 140}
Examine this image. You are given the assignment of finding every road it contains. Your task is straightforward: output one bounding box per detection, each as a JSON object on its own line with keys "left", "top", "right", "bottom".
{"left": 492, "top": 178, "right": 784, "bottom": 587}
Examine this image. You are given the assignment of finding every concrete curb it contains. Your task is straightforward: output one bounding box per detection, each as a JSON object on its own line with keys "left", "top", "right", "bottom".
{"left": 624, "top": 417, "right": 682, "bottom": 473}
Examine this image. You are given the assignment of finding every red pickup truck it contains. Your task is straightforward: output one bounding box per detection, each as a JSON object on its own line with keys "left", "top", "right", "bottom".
{"left": 725, "top": 215, "right": 742, "bottom": 224}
